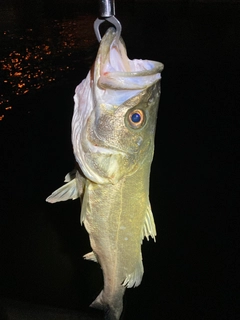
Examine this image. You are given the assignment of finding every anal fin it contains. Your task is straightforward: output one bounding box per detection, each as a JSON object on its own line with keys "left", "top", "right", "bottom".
{"left": 122, "top": 259, "right": 144, "bottom": 288}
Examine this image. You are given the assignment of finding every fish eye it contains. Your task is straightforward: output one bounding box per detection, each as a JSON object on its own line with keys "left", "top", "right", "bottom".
{"left": 128, "top": 109, "right": 145, "bottom": 129}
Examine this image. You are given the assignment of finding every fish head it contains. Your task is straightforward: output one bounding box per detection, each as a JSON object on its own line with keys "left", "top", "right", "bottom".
{"left": 72, "top": 28, "right": 164, "bottom": 184}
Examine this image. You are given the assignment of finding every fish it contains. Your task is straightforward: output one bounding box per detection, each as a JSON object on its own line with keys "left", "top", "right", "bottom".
{"left": 46, "top": 27, "right": 164, "bottom": 320}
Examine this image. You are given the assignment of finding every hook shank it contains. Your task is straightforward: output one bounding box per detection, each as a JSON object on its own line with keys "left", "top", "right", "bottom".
{"left": 98, "top": 0, "right": 115, "bottom": 18}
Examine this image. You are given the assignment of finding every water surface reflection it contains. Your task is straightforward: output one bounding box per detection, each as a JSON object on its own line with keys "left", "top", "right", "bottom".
{"left": 0, "top": 1, "right": 96, "bottom": 120}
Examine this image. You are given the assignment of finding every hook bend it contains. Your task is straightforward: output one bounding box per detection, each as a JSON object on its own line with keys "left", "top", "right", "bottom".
{"left": 94, "top": 16, "right": 122, "bottom": 42}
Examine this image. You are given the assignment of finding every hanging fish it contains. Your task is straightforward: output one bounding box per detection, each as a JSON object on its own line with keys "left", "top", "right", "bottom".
{"left": 46, "top": 27, "right": 164, "bottom": 320}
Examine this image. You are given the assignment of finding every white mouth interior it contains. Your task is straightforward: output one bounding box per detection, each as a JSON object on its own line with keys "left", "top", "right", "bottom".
{"left": 99, "top": 41, "right": 160, "bottom": 107}
{"left": 104, "top": 42, "right": 157, "bottom": 74}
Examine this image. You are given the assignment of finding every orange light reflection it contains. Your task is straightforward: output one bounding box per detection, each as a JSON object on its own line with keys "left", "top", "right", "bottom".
{"left": 0, "top": 14, "right": 96, "bottom": 120}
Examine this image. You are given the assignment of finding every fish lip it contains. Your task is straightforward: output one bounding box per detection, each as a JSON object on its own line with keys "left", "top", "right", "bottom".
{"left": 101, "top": 62, "right": 164, "bottom": 79}
{"left": 99, "top": 62, "right": 163, "bottom": 91}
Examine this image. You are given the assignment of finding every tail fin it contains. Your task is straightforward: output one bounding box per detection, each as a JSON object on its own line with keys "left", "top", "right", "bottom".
{"left": 90, "top": 290, "right": 123, "bottom": 320}
{"left": 90, "top": 290, "right": 104, "bottom": 310}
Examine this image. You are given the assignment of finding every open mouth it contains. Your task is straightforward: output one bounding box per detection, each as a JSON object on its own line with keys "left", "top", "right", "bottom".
{"left": 96, "top": 28, "right": 163, "bottom": 93}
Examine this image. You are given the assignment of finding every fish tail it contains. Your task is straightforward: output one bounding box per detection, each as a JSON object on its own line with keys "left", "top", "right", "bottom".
{"left": 105, "top": 306, "right": 123, "bottom": 320}
{"left": 90, "top": 290, "right": 104, "bottom": 310}
{"left": 90, "top": 290, "right": 124, "bottom": 320}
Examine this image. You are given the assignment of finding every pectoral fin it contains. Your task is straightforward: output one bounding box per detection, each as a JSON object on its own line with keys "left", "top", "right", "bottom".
{"left": 142, "top": 202, "right": 157, "bottom": 242}
{"left": 46, "top": 169, "right": 86, "bottom": 204}
{"left": 46, "top": 178, "right": 79, "bottom": 203}
{"left": 64, "top": 169, "right": 77, "bottom": 182}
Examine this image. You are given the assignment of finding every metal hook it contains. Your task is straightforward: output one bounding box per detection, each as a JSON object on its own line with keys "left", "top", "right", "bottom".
{"left": 94, "top": 0, "right": 122, "bottom": 42}
{"left": 94, "top": 16, "right": 122, "bottom": 42}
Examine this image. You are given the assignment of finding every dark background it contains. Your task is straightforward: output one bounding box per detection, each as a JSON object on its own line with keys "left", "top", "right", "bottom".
{"left": 0, "top": 1, "right": 239, "bottom": 319}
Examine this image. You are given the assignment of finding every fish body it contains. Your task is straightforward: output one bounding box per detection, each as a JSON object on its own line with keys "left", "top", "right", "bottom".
{"left": 47, "top": 28, "right": 163, "bottom": 320}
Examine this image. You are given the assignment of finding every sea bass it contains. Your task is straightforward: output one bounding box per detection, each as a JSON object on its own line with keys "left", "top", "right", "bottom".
{"left": 46, "top": 28, "right": 163, "bottom": 320}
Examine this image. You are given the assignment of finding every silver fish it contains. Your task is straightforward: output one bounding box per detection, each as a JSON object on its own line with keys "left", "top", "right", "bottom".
{"left": 46, "top": 28, "right": 164, "bottom": 320}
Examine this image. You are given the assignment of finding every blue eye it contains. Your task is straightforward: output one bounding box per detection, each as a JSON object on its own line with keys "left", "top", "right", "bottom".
{"left": 128, "top": 109, "right": 145, "bottom": 129}
{"left": 131, "top": 112, "right": 141, "bottom": 123}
